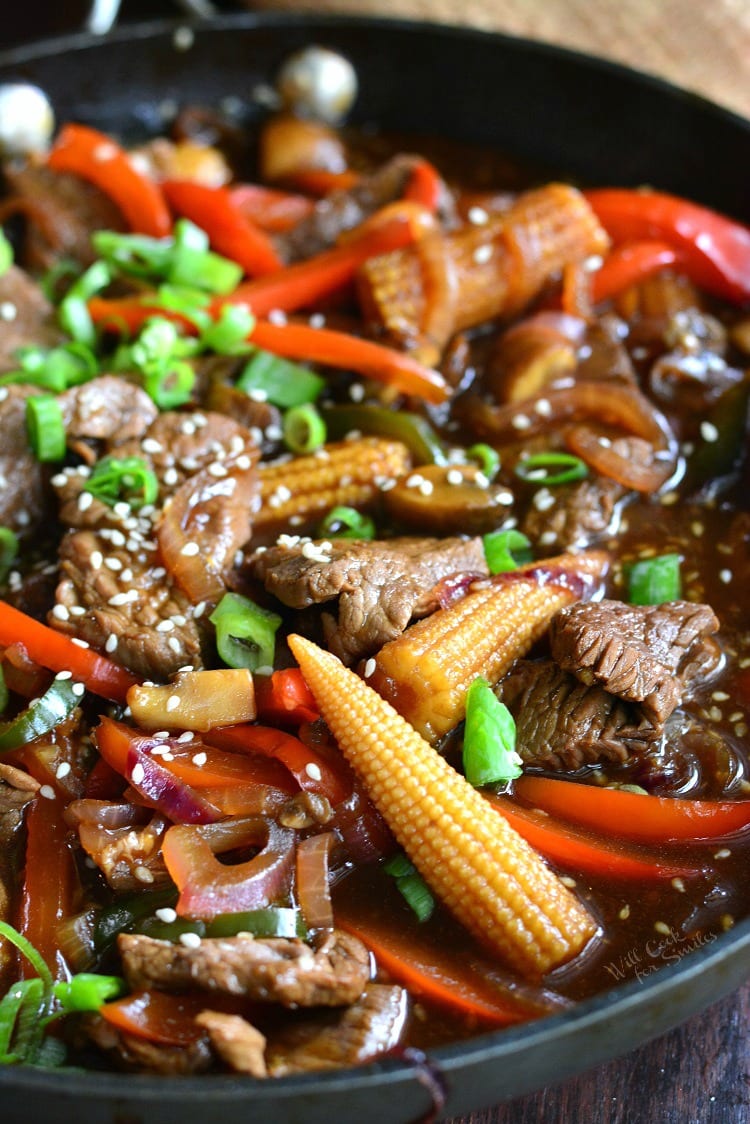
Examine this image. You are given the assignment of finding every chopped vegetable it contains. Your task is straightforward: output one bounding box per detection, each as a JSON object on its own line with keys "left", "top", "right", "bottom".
{"left": 0, "top": 229, "right": 13, "bottom": 276}
{"left": 282, "top": 402, "right": 327, "bottom": 454}
{"left": 316, "top": 505, "right": 376, "bottom": 540}
{"left": 322, "top": 404, "right": 446, "bottom": 465}
{"left": 58, "top": 260, "right": 112, "bottom": 347}
{"left": 289, "top": 634, "right": 597, "bottom": 977}
{"left": 84, "top": 455, "right": 159, "bottom": 510}
{"left": 126, "top": 669, "right": 256, "bottom": 732}
{"left": 384, "top": 853, "right": 436, "bottom": 922}
{"left": 0, "top": 528, "right": 19, "bottom": 582}
{"left": 296, "top": 832, "right": 335, "bottom": 930}
{"left": 515, "top": 451, "right": 589, "bottom": 486}
{"left": 591, "top": 240, "right": 682, "bottom": 303}
{"left": 25, "top": 395, "right": 66, "bottom": 462}
{"left": 462, "top": 677, "right": 522, "bottom": 787}
{"left": 0, "top": 676, "right": 80, "bottom": 752}
{"left": 628, "top": 553, "right": 682, "bottom": 605}
{"left": 209, "top": 592, "right": 281, "bottom": 673}
{"left": 114, "top": 316, "right": 197, "bottom": 409}
{"left": 467, "top": 443, "right": 500, "bottom": 480}
{"left": 482, "top": 529, "right": 533, "bottom": 575}
{"left": 236, "top": 348, "right": 324, "bottom": 407}
{"left": 254, "top": 668, "right": 319, "bottom": 726}
{"left": 1, "top": 341, "right": 98, "bottom": 392}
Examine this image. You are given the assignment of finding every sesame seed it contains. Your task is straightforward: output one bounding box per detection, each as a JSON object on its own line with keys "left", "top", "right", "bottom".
{"left": 363, "top": 658, "right": 376, "bottom": 678}
{"left": 654, "top": 921, "right": 671, "bottom": 935}
{"left": 77, "top": 491, "right": 93, "bottom": 512}
{"left": 163, "top": 467, "right": 179, "bottom": 487}
{"left": 93, "top": 141, "right": 117, "bottom": 161}
{"left": 69, "top": 605, "right": 86, "bottom": 617}
{"left": 0, "top": 301, "right": 17, "bottom": 321}
{"left": 267, "top": 309, "right": 287, "bottom": 326}
{"left": 193, "top": 602, "right": 206, "bottom": 619}
{"left": 131, "top": 763, "right": 145, "bottom": 784}
{"left": 113, "top": 501, "right": 131, "bottom": 518}
{"left": 168, "top": 637, "right": 182, "bottom": 654}
{"left": 473, "top": 244, "right": 493, "bottom": 265}
{"left": 511, "top": 414, "right": 531, "bottom": 430}
{"left": 108, "top": 591, "right": 138, "bottom": 606}
{"left": 208, "top": 462, "right": 228, "bottom": 477}
{"left": 72, "top": 683, "right": 85, "bottom": 698}
{"left": 534, "top": 398, "right": 552, "bottom": 417}
{"left": 155, "top": 907, "right": 178, "bottom": 923}
{"left": 714, "top": 848, "right": 731, "bottom": 859}
{"left": 700, "top": 421, "right": 719, "bottom": 442}
{"left": 349, "top": 383, "right": 365, "bottom": 403}
{"left": 419, "top": 479, "right": 434, "bottom": 496}
{"left": 532, "top": 488, "right": 555, "bottom": 512}
{"left": 55, "top": 762, "right": 72, "bottom": 779}
{"left": 671, "top": 877, "right": 686, "bottom": 893}
{"left": 166, "top": 694, "right": 181, "bottom": 712}
{"left": 55, "top": 670, "right": 73, "bottom": 680}
{"left": 52, "top": 604, "right": 70, "bottom": 621}
{"left": 51, "top": 473, "right": 67, "bottom": 487}
{"left": 133, "top": 866, "right": 155, "bottom": 884}
{"left": 39, "top": 785, "right": 56, "bottom": 800}
{"left": 173, "top": 26, "right": 194, "bottom": 50}
{"left": 179, "top": 931, "right": 202, "bottom": 948}
{"left": 141, "top": 438, "right": 163, "bottom": 454}
{"left": 712, "top": 691, "right": 730, "bottom": 702}
{"left": 467, "top": 206, "right": 489, "bottom": 225}
{"left": 105, "top": 634, "right": 118, "bottom": 653}
{"left": 192, "top": 752, "right": 207, "bottom": 767}
{"left": 105, "top": 556, "right": 123, "bottom": 571}
{"left": 560, "top": 875, "right": 576, "bottom": 888}
{"left": 309, "top": 313, "right": 326, "bottom": 328}
{"left": 719, "top": 569, "right": 732, "bottom": 583}
{"left": 305, "top": 762, "right": 322, "bottom": 781}
{"left": 180, "top": 541, "right": 200, "bottom": 556}
{"left": 447, "top": 468, "right": 464, "bottom": 485}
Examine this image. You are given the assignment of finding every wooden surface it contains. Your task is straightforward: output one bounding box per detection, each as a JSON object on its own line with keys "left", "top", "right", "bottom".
{"left": 442, "top": 981, "right": 750, "bottom": 1123}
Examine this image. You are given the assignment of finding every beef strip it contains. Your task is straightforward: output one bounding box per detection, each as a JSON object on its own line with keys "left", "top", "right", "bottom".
{"left": 0, "top": 383, "right": 49, "bottom": 537}
{"left": 266, "top": 984, "right": 408, "bottom": 1076}
{"left": 249, "top": 535, "right": 488, "bottom": 664}
{"left": 549, "top": 599, "right": 721, "bottom": 726}
{"left": 59, "top": 376, "right": 158, "bottom": 458}
{"left": 51, "top": 409, "right": 260, "bottom": 680}
{"left": 0, "top": 780, "right": 35, "bottom": 985}
{"left": 118, "top": 930, "right": 370, "bottom": 1007}
{"left": 0, "top": 264, "right": 62, "bottom": 370}
{"left": 195, "top": 1011, "right": 268, "bottom": 1077}
{"left": 498, "top": 659, "right": 652, "bottom": 771}
{"left": 4, "top": 164, "right": 123, "bottom": 271}
{"left": 520, "top": 437, "right": 654, "bottom": 553}
{"left": 276, "top": 155, "right": 423, "bottom": 262}
{"left": 85, "top": 1014, "right": 213, "bottom": 1075}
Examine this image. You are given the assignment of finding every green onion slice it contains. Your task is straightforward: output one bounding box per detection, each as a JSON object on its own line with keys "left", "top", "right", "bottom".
{"left": 59, "top": 260, "right": 112, "bottom": 347}
{"left": 51, "top": 974, "right": 126, "bottom": 1013}
{"left": 25, "top": 395, "right": 66, "bottom": 462}
{"left": 515, "top": 451, "right": 589, "bottom": 487}
{"left": 169, "top": 221, "right": 243, "bottom": 295}
{"left": 0, "top": 677, "right": 81, "bottom": 752}
{"left": 283, "top": 403, "right": 327, "bottom": 454}
{"left": 200, "top": 304, "right": 255, "bottom": 355}
{"left": 85, "top": 455, "right": 159, "bottom": 510}
{"left": 462, "top": 676, "right": 522, "bottom": 787}
{"left": 2, "top": 341, "right": 99, "bottom": 393}
{"left": 467, "top": 443, "right": 500, "bottom": 481}
{"left": 0, "top": 229, "right": 13, "bottom": 277}
{"left": 0, "top": 922, "right": 53, "bottom": 992}
{"left": 482, "top": 529, "right": 533, "bottom": 575}
{"left": 237, "top": 349, "right": 325, "bottom": 408}
{"left": 322, "top": 404, "right": 446, "bottom": 465}
{"left": 0, "top": 528, "right": 19, "bottom": 584}
{"left": 627, "top": 552, "right": 682, "bottom": 605}
{"left": 316, "top": 505, "right": 375, "bottom": 541}
{"left": 209, "top": 592, "right": 282, "bottom": 672}
{"left": 384, "top": 854, "right": 435, "bottom": 923}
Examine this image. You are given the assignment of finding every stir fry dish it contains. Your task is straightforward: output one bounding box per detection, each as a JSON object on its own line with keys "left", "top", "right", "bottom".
{"left": 0, "top": 47, "right": 748, "bottom": 1078}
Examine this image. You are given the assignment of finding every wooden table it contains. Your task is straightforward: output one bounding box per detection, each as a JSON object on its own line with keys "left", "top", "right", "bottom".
{"left": 443, "top": 981, "right": 750, "bottom": 1123}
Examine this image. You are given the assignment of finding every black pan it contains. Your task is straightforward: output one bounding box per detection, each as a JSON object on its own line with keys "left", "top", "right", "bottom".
{"left": 1, "top": 14, "right": 749, "bottom": 1122}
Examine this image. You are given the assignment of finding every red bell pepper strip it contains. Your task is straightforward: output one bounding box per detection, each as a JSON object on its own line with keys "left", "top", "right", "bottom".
{"left": 100, "top": 989, "right": 210, "bottom": 1045}
{"left": 585, "top": 188, "right": 750, "bottom": 304}
{"left": 213, "top": 213, "right": 418, "bottom": 318}
{"left": 18, "top": 776, "right": 76, "bottom": 979}
{"left": 0, "top": 602, "right": 138, "bottom": 704}
{"left": 285, "top": 168, "right": 360, "bottom": 196}
{"left": 336, "top": 906, "right": 533, "bottom": 1027}
{"left": 591, "top": 240, "right": 683, "bottom": 303}
{"left": 486, "top": 794, "right": 698, "bottom": 880}
{"left": 205, "top": 724, "right": 350, "bottom": 807}
{"left": 47, "top": 123, "right": 171, "bottom": 237}
{"left": 251, "top": 320, "right": 450, "bottom": 404}
{"left": 162, "top": 179, "right": 283, "bottom": 276}
{"left": 514, "top": 775, "right": 750, "bottom": 844}
{"left": 403, "top": 158, "right": 444, "bottom": 212}
{"left": 229, "top": 183, "right": 315, "bottom": 232}
{"left": 254, "top": 668, "right": 319, "bottom": 727}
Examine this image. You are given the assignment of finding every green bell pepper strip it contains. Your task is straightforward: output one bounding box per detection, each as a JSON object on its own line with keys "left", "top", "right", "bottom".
{"left": 0, "top": 677, "right": 81, "bottom": 752}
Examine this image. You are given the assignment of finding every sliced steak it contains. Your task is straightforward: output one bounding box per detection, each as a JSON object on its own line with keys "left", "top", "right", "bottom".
{"left": 195, "top": 1011, "right": 268, "bottom": 1077}
{"left": 118, "top": 930, "right": 370, "bottom": 1007}
{"left": 521, "top": 437, "right": 655, "bottom": 553}
{"left": 0, "top": 264, "right": 62, "bottom": 370}
{"left": 498, "top": 659, "right": 652, "bottom": 771}
{"left": 85, "top": 1013, "right": 213, "bottom": 1075}
{"left": 276, "top": 155, "right": 425, "bottom": 262}
{"left": 249, "top": 535, "right": 488, "bottom": 664}
{"left": 4, "top": 164, "right": 123, "bottom": 271}
{"left": 54, "top": 527, "right": 203, "bottom": 680}
{"left": 59, "top": 376, "right": 158, "bottom": 456}
{"left": 266, "top": 984, "right": 408, "bottom": 1076}
{"left": 0, "top": 383, "right": 49, "bottom": 537}
{"left": 549, "top": 599, "right": 721, "bottom": 726}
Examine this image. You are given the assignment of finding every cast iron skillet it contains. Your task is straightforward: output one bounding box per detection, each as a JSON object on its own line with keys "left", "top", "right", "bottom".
{"left": 0, "top": 14, "right": 749, "bottom": 1123}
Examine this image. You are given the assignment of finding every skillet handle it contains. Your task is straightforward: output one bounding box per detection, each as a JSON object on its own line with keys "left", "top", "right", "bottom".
{"left": 85, "top": 0, "right": 217, "bottom": 35}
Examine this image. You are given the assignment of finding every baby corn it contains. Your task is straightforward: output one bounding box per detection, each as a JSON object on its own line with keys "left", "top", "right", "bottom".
{"left": 370, "top": 550, "right": 609, "bottom": 741}
{"left": 289, "top": 634, "right": 597, "bottom": 977}
{"left": 256, "top": 437, "right": 411, "bottom": 535}
{"left": 358, "top": 184, "right": 609, "bottom": 358}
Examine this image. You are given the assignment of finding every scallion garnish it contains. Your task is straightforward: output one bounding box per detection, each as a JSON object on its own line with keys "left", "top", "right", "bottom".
{"left": 0, "top": 229, "right": 13, "bottom": 277}
{"left": 200, "top": 304, "right": 254, "bottom": 355}
{"left": 384, "top": 853, "right": 435, "bottom": 922}
{"left": 2, "top": 341, "right": 99, "bottom": 393}
{"left": 627, "top": 552, "right": 682, "bottom": 605}
{"left": 84, "top": 455, "right": 159, "bottom": 510}
{"left": 209, "top": 591, "right": 282, "bottom": 672}
{"left": 283, "top": 402, "right": 327, "bottom": 454}
{"left": 25, "top": 395, "right": 66, "bottom": 462}
{"left": 467, "top": 443, "right": 500, "bottom": 481}
{"left": 51, "top": 974, "right": 126, "bottom": 1012}
{"left": 0, "top": 528, "right": 19, "bottom": 584}
{"left": 482, "top": 529, "right": 533, "bottom": 574}
{"left": 515, "top": 451, "right": 588, "bottom": 486}
{"left": 115, "top": 317, "right": 197, "bottom": 409}
{"left": 93, "top": 220, "right": 243, "bottom": 294}
{"left": 316, "top": 505, "right": 375, "bottom": 540}
{"left": 59, "top": 260, "right": 112, "bottom": 347}
{"left": 236, "top": 348, "right": 325, "bottom": 407}
{"left": 462, "top": 676, "right": 522, "bottom": 787}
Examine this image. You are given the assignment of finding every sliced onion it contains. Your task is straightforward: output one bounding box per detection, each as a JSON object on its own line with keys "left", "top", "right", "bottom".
{"left": 565, "top": 424, "right": 676, "bottom": 493}
{"left": 500, "top": 310, "right": 588, "bottom": 347}
{"left": 163, "top": 817, "right": 296, "bottom": 920}
{"left": 65, "top": 800, "right": 147, "bottom": 830}
{"left": 125, "top": 741, "right": 222, "bottom": 825}
{"left": 331, "top": 785, "right": 395, "bottom": 864}
{"left": 296, "top": 832, "right": 335, "bottom": 931}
